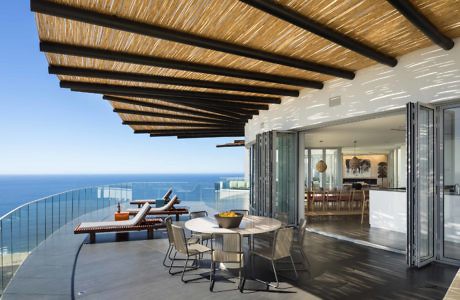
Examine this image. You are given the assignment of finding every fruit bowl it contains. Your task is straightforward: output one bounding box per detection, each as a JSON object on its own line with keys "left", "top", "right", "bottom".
{"left": 214, "top": 212, "right": 243, "bottom": 229}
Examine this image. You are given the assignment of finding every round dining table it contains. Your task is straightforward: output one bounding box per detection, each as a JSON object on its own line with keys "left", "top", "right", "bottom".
{"left": 184, "top": 215, "right": 282, "bottom": 236}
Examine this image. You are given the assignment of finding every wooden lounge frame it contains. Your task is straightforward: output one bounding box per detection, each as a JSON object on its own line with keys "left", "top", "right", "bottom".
{"left": 74, "top": 202, "right": 165, "bottom": 243}
{"left": 74, "top": 219, "right": 164, "bottom": 243}
{"left": 127, "top": 207, "right": 189, "bottom": 222}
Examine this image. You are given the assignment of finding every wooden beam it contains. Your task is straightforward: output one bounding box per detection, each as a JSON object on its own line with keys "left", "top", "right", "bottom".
{"left": 60, "top": 81, "right": 280, "bottom": 104}
{"left": 125, "top": 121, "right": 242, "bottom": 128}
{"left": 148, "top": 129, "right": 244, "bottom": 134}
{"left": 113, "top": 108, "right": 246, "bottom": 124}
{"left": 176, "top": 133, "right": 245, "bottom": 138}
{"left": 387, "top": 0, "right": 454, "bottom": 50}
{"left": 31, "top": 0, "right": 354, "bottom": 79}
{"left": 104, "top": 95, "right": 243, "bottom": 122}
{"left": 240, "top": 0, "right": 397, "bottom": 67}
{"left": 40, "top": 42, "right": 323, "bottom": 87}
{"left": 48, "top": 65, "right": 301, "bottom": 96}
{"left": 77, "top": 88, "right": 270, "bottom": 110}
{"left": 150, "top": 130, "right": 244, "bottom": 137}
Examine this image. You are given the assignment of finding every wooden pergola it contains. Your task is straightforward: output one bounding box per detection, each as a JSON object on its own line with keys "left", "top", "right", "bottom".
{"left": 31, "top": 0, "right": 459, "bottom": 138}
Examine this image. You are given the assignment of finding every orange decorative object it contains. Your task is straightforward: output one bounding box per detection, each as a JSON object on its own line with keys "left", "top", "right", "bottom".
{"left": 114, "top": 212, "right": 129, "bottom": 221}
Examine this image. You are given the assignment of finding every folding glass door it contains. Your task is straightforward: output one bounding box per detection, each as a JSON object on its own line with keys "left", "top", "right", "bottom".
{"left": 407, "top": 102, "right": 436, "bottom": 267}
{"left": 439, "top": 104, "right": 460, "bottom": 264}
{"left": 250, "top": 131, "right": 298, "bottom": 225}
{"left": 274, "top": 132, "right": 298, "bottom": 225}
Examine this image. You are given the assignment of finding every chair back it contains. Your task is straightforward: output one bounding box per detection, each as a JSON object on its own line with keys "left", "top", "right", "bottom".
{"left": 190, "top": 210, "right": 208, "bottom": 219}
{"left": 156, "top": 195, "right": 178, "bottom": 211}
{"left": 130, "top": 202, "right": 151, "bottom": 225}
{"left": 171, "top": 224, "right": 188, "bottom": 255}
{"left": 164, "top": 217, "right": 174, "bottom": 245}
{"left": 230, "top": 209, "right": 249, "bottom": 216}
{"left": 163, "top": 188, "right": 173, "bottom": 202}
{"left": 211, "top": 232, "right": 243, "bottom": 265}
{"left": 298, "top": 219, "right": 307, "bottom": 246}
{"left": 272, "top": 227, "right": 294, "bottom": 260}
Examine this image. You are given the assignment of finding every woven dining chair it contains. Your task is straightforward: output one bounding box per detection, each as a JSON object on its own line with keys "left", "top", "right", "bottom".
{"left": 250, "top": 227, "right": 298, "bottom": 288}
{"left": 170, "top": 224, "right": 212, "bottom": 283}
{"left": 210, "top": 232, "right": 245, "bottom": 292}
{"left": 163, "top": 217, "right": 199, "bottom": 268}
{"left": 189, "top": 210, "right": 213, "bottom": 245}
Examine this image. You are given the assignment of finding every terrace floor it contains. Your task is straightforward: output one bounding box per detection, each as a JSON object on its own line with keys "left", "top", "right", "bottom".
{"left": 3, "top": 207, "right": 458, "bottom": 300}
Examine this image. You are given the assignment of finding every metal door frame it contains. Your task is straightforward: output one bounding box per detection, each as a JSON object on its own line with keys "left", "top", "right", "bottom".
{"left": 407, "top": 102, "right": 437, "bottom": 267}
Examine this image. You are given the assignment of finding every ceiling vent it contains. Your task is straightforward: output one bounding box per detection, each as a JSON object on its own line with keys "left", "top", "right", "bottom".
{"left": 329, "top": 96, "right": 341, "bottom": 107}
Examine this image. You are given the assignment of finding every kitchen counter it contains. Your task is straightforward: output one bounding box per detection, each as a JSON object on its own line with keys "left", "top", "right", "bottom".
{"left": 369, "top": 189, "right": 407, "bottom": 233}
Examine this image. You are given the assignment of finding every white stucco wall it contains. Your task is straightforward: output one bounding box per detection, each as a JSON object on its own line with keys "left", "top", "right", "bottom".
{"left": 245, "top": 38, "right": 460, "bottom": 142}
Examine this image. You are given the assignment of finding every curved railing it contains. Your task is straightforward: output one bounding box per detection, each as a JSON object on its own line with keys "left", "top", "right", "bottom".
{"left": 0, "top": 181, "right": 249, "bottom": 294}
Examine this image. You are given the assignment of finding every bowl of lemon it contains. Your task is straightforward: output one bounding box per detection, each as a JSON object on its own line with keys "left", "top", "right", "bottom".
{"left": 214, "top": 211, "right": 244, "bottom": 229}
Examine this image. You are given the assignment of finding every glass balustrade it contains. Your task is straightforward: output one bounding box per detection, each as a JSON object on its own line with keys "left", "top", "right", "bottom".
{"left": 0, "top": 181, "right": 249, "bottom": 294}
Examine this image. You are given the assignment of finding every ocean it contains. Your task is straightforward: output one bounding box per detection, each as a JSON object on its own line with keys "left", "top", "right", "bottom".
{"left": 0, "top": 174, "right": 243, "bottom": 216}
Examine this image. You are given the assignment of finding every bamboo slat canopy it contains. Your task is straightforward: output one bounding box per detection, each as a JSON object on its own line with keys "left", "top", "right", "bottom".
{"left": 31, "top": 0, "right": 460, "bottom": 138}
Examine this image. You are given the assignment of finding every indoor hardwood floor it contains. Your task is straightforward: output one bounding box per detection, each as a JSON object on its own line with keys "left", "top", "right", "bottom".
{"left": 306, "top": 216, "right": 406, "bottom": 251}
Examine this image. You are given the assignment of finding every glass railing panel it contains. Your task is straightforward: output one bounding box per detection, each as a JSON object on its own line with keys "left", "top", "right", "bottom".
{"left": 11, "top": 210, "right": 22, "bottom": 277}
{"left": 36, "top": 200, "right": 46, "bottom": 246}
{"left": 52, "top": 196, "right": 60, "bottom": 232}
{"left": 1, "top": 215, "right": 13, "bottom": 293}
{"left": 28, "top": 202, "right": 37, "bottom": 251}
{"left": 45, "top": 197, "right": 53, "bottom": 238}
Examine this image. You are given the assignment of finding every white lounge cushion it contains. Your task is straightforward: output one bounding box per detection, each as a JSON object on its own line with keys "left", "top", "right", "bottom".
{"left": 78, "top": 202, "right": 151, "bottom": 229}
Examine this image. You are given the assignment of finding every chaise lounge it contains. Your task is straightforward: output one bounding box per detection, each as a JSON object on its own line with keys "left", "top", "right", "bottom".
{"left": 130, "top": 188, "right": 180, "bottom": 208}
{"left": 74, "top": 199, "right": 177, "bottom": 243}
{"left": 127, "top": 195, "right": 188, "bottom": 221}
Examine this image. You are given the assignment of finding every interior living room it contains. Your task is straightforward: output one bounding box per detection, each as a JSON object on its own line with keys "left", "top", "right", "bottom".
{"left": 303, "top": 112, "right": 407, "bottom": 252}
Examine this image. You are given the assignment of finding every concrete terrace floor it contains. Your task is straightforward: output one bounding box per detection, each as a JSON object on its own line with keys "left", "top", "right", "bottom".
{"left": 3, "top": 201, "right": 458, "bottom": 300}
{"left": 72, "top": 229, "right": 458, "bottom": 300}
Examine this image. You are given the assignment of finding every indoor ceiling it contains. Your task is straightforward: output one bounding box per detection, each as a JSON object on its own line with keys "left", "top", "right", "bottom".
{"left": 304, "top": 113, "right": 406, "bottom": 154}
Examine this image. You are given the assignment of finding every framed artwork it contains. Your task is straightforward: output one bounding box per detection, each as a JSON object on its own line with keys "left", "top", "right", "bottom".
{"left": 345, "top": 159, "right": 371, "bottom": 177}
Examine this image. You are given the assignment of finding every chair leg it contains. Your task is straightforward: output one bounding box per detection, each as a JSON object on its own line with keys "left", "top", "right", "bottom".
{"left": 163, "top": 244, "right": 172, "bottom": 267}
{"left": 181, "top": 257, "right": 189, "bottom": 283}
{"left": 239, "top": 273, "right": 246, "bottom": 293}
{"left": 271, "top": 260, "right": 280, "bottom": 288}
{"left": 289, "top": 255, "right": 299, "bottom": 280}
{"left": 209, "top": 261, "right": 216, "bottom": 291}
{"left": 168, "top": 251, "right": 178, "bottom": 275}
{"left": 300, "top": 248, "right": 311, "bottom": 267}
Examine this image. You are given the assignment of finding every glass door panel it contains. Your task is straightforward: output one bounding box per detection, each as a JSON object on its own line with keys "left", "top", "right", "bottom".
{"left": 442, "top": 106, "right": 460, "bottom": 262}
{"left": 407, "top": 102, "right": 436, "bottom": 267}
{"left": 274, "top": 132, "right": 298, "bottom": 225}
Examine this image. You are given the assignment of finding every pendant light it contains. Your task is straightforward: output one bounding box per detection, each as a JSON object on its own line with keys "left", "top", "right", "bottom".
{"left": 316, "top": 160, "right": 327, "bottom": 173}
{"left": 350, "top": 141, "right": 360, "bottom": 170}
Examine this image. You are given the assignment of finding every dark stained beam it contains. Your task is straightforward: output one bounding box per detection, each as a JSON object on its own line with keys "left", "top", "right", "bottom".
{"left": 77, "top": 88, "right": 270, "bottom": 110}
{"left": 176, "top": 133, "right": 245, "bottom": 139}
{"left": 216, "top": 140, "right": 245, "bottom": 148}
{"left": 40, "top": 42, "right": 323, "bottom": 87}
{"left": 113, "top": 108, "right": 246, "bottom": 125}
{"left": 387, "top": 0, "right": 454, "bottom": 50}
{"left": 240, "top": 0, "right": 397, "bottom": 67}
{"left": 150, "top": 131, "right": 244, "bottom": 137}
{"left": 148, "top": 129, "right": 244, "bottom": 134}
{"left": 31, "top": 0, "right": 354, "bottom": 79}
{"left": 125, "top": 121, "right": 243, "bottom": 128}
{"left": 60, "top": 81, "right": 280, "bottom": 104}
{"left": 103, "top": 95, "right": 255, "bottom": 122}
{"left": 48, "top": 65, "right": 301, "bottom": 96}
{"left": 104, "top": 95, "right": 244, "bottom": 122}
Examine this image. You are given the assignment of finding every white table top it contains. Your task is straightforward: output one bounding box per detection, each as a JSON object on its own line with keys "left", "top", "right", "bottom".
{"left": 184, "top": 215, "right": 282, "bottom": 235}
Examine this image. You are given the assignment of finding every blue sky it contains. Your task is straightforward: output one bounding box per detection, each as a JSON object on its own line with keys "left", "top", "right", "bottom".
{"left": 0, "top": 1, "right": 245, "bottom": 174}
